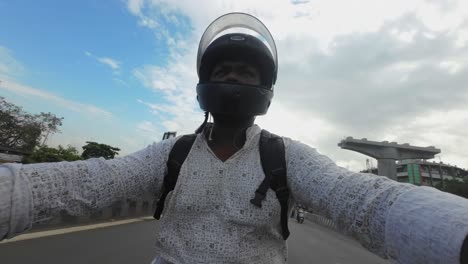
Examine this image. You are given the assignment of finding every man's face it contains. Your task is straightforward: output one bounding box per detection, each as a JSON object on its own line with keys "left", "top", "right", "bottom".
{"left": 209, "top": 60, "right": 261, "bottom": 86}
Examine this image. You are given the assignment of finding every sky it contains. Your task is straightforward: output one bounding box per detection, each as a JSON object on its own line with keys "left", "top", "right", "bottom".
{"left": 1, "top": 0, "right": 468, "bottom": 171}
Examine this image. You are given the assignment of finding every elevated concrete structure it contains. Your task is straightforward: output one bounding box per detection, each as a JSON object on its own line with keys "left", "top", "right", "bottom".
{"left": 162, "top": 132, "right": 177, "bottom": 140}
{"left": 338, "top": 137, "right": 440, "bottom": 180}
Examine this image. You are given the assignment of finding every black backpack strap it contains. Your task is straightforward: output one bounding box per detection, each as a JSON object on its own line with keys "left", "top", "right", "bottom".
{"left": 154, "top": 134, "right": 197, "bottom": 220}
{"left": 251, "top": 129, "right": 290, "bottom": 240}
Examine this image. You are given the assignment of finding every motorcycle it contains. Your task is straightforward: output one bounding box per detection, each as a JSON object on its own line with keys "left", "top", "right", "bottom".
{"left": 296, "top": 210, "right": 304, "bottom": 224}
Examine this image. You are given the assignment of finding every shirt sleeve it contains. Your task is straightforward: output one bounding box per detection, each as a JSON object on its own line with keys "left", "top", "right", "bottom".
{"left": 0, "top": 137, "right": 178, "bottom": 240}
{"left": 284, "top": 138, "right": 468, "bottom": 264}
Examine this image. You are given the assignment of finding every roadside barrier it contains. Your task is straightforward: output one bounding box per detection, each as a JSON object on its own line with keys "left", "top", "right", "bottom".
{"left": 32, "top": 196, "right": 155, "bottom": 230}
{"left": 306, "top": 213, "right": 338, "bottom": 230}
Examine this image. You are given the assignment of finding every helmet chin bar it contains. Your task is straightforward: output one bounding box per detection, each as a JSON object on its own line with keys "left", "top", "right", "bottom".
{"left": 196, "top": 82, "right": 273, "bottom": 116}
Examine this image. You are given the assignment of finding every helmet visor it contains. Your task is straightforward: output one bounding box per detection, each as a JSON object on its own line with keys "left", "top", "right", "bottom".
{"left": 197, "top": 12, "right": 278, "bottom": 79}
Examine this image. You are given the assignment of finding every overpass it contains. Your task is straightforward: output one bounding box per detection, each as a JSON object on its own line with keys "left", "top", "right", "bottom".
{"left": 338, "top": 137, "right": 440, "bottom": 180}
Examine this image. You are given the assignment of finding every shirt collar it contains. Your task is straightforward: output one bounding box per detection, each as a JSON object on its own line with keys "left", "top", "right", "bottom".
{"left": 199, "top": 124, "right": 262, "bottom": 146}
{"left": 245, "top": 124, "right": 261, "bottom": 144}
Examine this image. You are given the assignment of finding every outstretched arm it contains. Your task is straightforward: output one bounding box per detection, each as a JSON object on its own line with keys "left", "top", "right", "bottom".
{"left": 0, "top": 137, "right": 178, "bottom": 241}
{"left": 285, "top": 138, "right": 468, "bottom": 264}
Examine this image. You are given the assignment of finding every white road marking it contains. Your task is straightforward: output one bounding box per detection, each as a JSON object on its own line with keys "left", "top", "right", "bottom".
{"left": 0, "top": 216, "right": 154, "bottom": 244}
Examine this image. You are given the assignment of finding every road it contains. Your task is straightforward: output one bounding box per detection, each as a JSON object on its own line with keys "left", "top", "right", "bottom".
{"left": 0, "top": 218, "right": 388, "bottom": 264}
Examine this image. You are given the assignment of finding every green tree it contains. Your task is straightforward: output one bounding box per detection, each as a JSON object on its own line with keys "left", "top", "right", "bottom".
{"left": 37, "top": 112, "right": 64, "bottom": 145}
{"left": 0, "top": 96, "right": 63, "bottom": 152}
{"left": 23, "top": 145, "right": 82, "bottom": 164}
{"left": 81, "top": 141, "right": 120, "bottom": 160}
{"left": 435, "top": 177, "right": 468, "bottom": 199}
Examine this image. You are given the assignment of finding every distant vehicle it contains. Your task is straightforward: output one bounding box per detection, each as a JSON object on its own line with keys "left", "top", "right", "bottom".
{"left": 296, "top": 209, "right": 304, "bottom": 224}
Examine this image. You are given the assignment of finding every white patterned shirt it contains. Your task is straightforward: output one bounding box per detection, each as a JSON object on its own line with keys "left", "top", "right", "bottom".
{"left": 1, "top": 125, "right": 468, "bottom": 263}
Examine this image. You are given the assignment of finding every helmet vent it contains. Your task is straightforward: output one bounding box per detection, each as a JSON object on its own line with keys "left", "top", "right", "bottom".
{"left": 230, "top": 35, "right": 246, "bottom": 41}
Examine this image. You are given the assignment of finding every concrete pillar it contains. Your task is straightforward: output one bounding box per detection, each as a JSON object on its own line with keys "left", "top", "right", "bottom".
{"left": 378, "top": 159, "right": 397, "bottom": 180}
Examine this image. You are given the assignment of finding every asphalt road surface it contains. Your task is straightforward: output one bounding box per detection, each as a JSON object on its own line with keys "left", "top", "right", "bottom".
{"left": 0, "top": 218, "right": 388, "bottom": 264}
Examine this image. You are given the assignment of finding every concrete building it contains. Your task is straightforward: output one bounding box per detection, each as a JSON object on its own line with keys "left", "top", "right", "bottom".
{"left": 396, "top": 160, "right": 468, "bottom": 186}
{"left": 361, "top": 160, "right": 468, "bottom": 187}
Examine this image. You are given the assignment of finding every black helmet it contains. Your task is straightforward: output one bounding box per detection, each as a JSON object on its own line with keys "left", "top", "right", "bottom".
{"left": 196, "top": 12, "right": 278, "bottom": 117}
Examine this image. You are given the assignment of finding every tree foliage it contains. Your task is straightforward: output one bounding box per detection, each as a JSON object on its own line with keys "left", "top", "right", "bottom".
{"left": 0, "top": 96, "right": 63, "bottom": 152}
{"left": 23, "top": 145, "right": 82, "bottom": 164}
{"left": 435, "top": 177, "right": 468, "bottom": 199}
{"left": 81, "top": 141, "right": 120, "bottom": 160}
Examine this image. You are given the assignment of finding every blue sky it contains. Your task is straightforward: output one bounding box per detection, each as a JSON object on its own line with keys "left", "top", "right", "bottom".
{"left": 1, "top": 0, "right": 162, "bottom": 113}
{"left": 1, "top": 0, "right": 468, "bottom": 171}
{"left": 0, "top": 0, "right": 187, "bottom": 151}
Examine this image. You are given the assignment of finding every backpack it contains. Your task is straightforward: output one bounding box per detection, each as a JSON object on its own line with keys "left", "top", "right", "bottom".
{"left": 153, "top": 129, "right": 290, "bottom": 240}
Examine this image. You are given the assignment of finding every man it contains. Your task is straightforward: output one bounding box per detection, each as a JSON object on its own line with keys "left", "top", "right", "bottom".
{"left": 1, "top": 12, "right": 467, "bottom": 264}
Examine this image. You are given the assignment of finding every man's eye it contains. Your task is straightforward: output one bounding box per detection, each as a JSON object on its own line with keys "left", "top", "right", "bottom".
{"left": 241, "top": 70, "right": 255, "bottom": 78}
{"left": 214, "top": 69, "right": 228, "bottom": 77}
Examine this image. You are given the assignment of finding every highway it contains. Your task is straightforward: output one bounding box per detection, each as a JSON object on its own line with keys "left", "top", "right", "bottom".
{"left": 0, "top": 218, "right": 388, "bottom": 264}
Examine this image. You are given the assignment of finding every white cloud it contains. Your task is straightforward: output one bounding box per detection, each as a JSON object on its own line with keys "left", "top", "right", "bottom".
{"left": 0, "top": 79, "right": 112, "bottom": 118}
{"left": 0, "top": 46, "right": 25, "bottom": 79}
{"left": 133, "top": 48, "right": 201, "bottom": 135}
{"left": 161, "top": 120, "right": 180, "bottom": 131}
{"left": 97, "top": 57, "right": 121, "bottom": 70}
{"left": 137, "top": 120, "right": 159, "bottom": 133}
{"left": 85, "top": 51, "right": 121, "bottom": 73}
{"left": 134, "top": 120, "right": 163, "bottom": 145}
{"left": 291, "top": 0, "right": 310, "bottom": 4}
{"left": 256, "top": 102, "right": 335, "bottom": 148}
{"left": 439, "top": 60, "right": 464, "bottom": 74}
{"left": 112, "top": 78, "right": 130, "bottom": 87}
{"left": 127, "top": 0, "right": 144, "bottom": 15}
{"left": 126, "top": 0, "right": 468, "bottom": 171}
